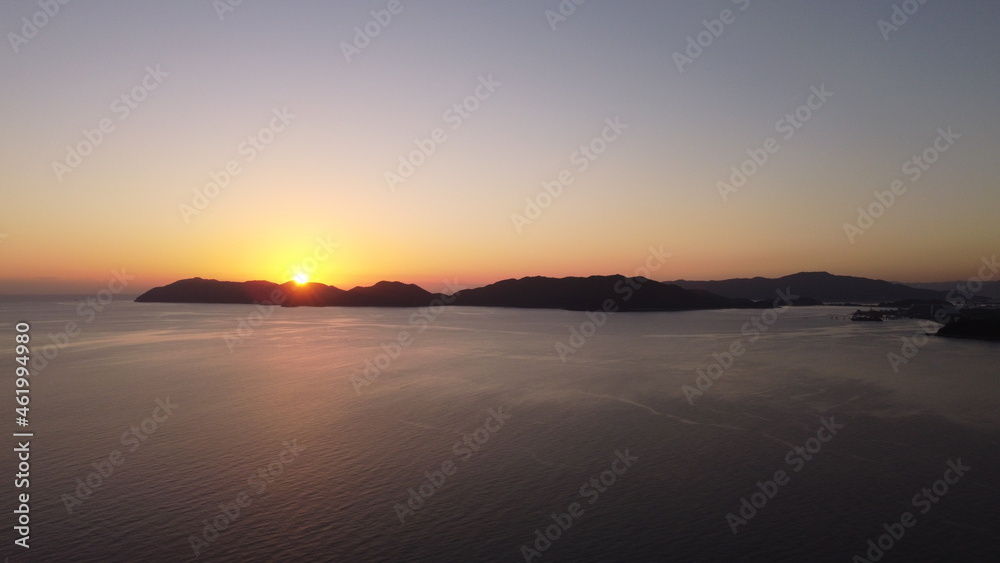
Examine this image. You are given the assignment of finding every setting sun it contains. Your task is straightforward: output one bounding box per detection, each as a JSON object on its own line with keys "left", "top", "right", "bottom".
{"left": 293, "top": 273, "right": 309, "bottom": 284}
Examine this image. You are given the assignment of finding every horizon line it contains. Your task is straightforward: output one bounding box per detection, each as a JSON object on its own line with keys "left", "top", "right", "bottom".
{"left": 2, "top": 269, "right": 991, "bottom": 297}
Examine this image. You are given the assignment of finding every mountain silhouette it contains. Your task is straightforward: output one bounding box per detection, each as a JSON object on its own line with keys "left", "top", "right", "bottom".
{"left": 339, "top": 281, "right": 443, "bottom": 307}
{"left": 665, "top": 271, "right": 946, "bottom": 303}
{"left": 135, "top": 275, "right": 761, "bottom": 311}
{"left": 134, "top": 278, "right": 443, "bottom": 308}
{"left": 450, "top": 275, "right": 742, "bottom": 311}
{"left": 136, "top": 272, "right": 945, "bottom": 310}
{"left": 134, "top": 278, "right": 278, "bottom": 304}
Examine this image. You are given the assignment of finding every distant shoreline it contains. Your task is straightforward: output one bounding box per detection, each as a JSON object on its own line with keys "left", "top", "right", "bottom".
{"left": 131, "top": 271, "right": 970, "bottom": 312}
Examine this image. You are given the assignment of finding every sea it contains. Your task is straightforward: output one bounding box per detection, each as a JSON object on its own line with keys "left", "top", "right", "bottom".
{"left": 1, "top": 299, "right": 998, "bottom": 562}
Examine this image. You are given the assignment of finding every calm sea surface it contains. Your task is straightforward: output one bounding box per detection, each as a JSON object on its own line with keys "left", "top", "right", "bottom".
{"left": 1, "top": 300, "right": 998, "bottom": 562}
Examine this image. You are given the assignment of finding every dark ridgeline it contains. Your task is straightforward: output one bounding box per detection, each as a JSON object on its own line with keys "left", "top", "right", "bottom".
{"left": 665, "top": 271, "right": 947, "bottom": 303}
{"left": 134, "top": 275, "right": 826, "bottom": 311}
{"left": 131, "top": 278, "right": 279, "bottom": 304}
{"left": 449, "top": 275, "right": 820, "bottom": 309}
{"left": 338, "top": 281, "right": 442, "bottom": 307}
{"left": 908, "top": 279, "right": 1000, "bottom": 299}
{"left": 449, "top": 275, "right": 741, "bottom": 311}
{"left": 134, "top": 278, "right": 443, "bottom": 308}
{"left": 276, "top": 281, "right": 348, "bottom": 307}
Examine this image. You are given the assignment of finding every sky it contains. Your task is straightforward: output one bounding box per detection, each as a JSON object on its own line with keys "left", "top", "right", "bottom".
{"left": 1, "top": 0, "right": 998, "bottom": 294}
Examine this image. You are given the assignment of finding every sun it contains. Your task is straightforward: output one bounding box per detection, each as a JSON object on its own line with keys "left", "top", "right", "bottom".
{"left": 293, "top": 273, "right": 309, "bottom": 284}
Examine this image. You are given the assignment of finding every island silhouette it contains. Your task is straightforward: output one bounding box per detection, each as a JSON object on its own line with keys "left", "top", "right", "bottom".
{"left": 134, "top": 272, "right": 1000, "bottom": 339}
{"left": 135, "top": 271, "right": 955, "bottom": 311}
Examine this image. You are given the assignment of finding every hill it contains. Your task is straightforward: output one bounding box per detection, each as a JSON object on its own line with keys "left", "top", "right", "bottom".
{"left": 449, "top": 275, "right": 742, "bottom": 311}
{"left": 665, "top": 272, "right": 946, "bottom": 303}
{"left": 135, "top": 275, "right": 805, "bottom": 311}
{"left": 134, "top": 278, "right": 443, "bottom": 308}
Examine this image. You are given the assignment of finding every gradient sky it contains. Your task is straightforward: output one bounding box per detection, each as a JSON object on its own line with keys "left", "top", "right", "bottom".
{"left": 1, "top": 1, "right": 998, "bottom": 294}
